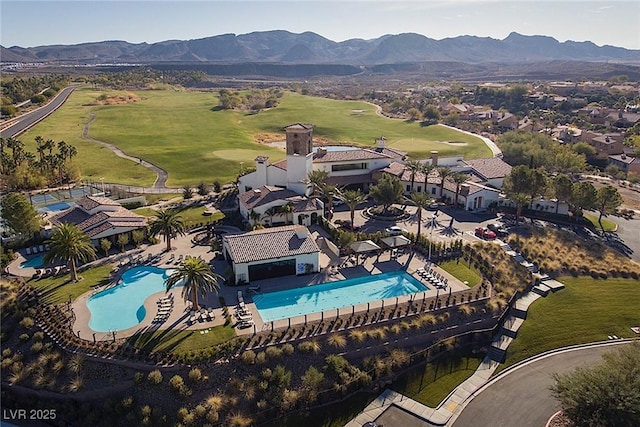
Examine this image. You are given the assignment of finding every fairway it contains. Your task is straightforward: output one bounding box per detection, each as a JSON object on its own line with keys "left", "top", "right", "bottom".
{"left": 19, "top": 87, "right": 491, "bottom": 187}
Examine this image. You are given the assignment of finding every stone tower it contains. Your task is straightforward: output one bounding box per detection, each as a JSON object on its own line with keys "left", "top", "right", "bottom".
{"left": 284, "top": 123, "right": 314, "bottom": 195}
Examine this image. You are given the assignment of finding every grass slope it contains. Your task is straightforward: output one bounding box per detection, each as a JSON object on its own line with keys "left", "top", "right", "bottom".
{"left": 19, "top": 88, "right": 491, "bottom": 187}
{"left": 439, "top": 259, "right": 482, "bottom": 287}
{"left": 502, "top": 276, "right": 640, "bottom": 370}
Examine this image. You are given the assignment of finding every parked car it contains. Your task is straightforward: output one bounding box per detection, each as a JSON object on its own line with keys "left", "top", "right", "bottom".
{"left": 385, "top": 226, "right": 408, "bottom": 236}
{"left": 475, "top": 227, "right": 496, "bottom": 239}
{"left": 487, "top": 223, "right": 508, "bottom": 237}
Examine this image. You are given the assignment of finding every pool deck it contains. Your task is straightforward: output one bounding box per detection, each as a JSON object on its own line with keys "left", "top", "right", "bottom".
{"left": 10, "top": 226, "right": 469, "bottom": 342}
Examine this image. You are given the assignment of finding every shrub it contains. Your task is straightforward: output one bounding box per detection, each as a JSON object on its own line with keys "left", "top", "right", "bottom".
{"left": 241, "top": 350, "right": 256, "bottom": 365}
{"left": 19, "top": 333, "right": 30, "bottom": 342}
{"left": 281, "top": 343, "right": 294, "bottom": 355}
{"left": 188, "top": 367, "right": 202, "bottom": 383}
{"left": 265, "top": 346, "right": 283, "bottom": 359}
{"left": 255, "top": 351, "right": 266, "bottom": 365}
{"left": 32, "top": 332, "right": 44, "bottom": 341}
{"left": 19, "top": 317, "right": 34, "bottom": 329}
{"left": 327, "top": 333, "right": 347, "bottom": 349}
{"left": 134, "top": 372, "right": 144, "bottom": 384}
{"left": 147, "top": 369, "right": 163, "bottom": 385}
{"left": 30, "top": 342, "right": 43, "bottom": 354}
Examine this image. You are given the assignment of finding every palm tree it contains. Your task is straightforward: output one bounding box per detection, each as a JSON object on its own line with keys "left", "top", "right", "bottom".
{"left": 165, "top": 256, "right": 224, "bottom": 311}
{"left": 405, "top": 192, "right": 433, "bottom": 244}
{"left": 451, "top": 172, "right": 468, "bottom": 207}
{"left": 404, "top": 159, "right": 422, "bottom": 193}
{"left": 43, "top": 223, "right": 97, "bottom": 282}
{"left": 319, "top": 183, "right": 340, "bottom": 219}
{"left": 437, "top": 167, "right": 452, "bottom": 198}
{"left": 337, "top": 189, "right": 367, "bottom": 231}
{"left": 421, "top": 163, "right": 435, "bottom": 195}
{"left": 305, "top": 170, "right": 329, "bottom": 198}
{"left": 149, "top": 208, "right": 186, "bottom": 252}
{"left": 248, "top": 209, "right": 261, "bottom": 226}
{"left": 261, "top": 206, "right": 280, "bottom": 226}
{"left": 278, "top": 202, "right": 294, "bottom": 224}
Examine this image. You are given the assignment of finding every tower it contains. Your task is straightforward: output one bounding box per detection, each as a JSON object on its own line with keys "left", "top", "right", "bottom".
{"left": 284, "top": 123, "right": 314, "bottom": 195}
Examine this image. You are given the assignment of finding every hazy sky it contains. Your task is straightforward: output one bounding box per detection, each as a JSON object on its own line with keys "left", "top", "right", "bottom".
{"left": 1, "top": 0, "right": 639, "bottom": 50}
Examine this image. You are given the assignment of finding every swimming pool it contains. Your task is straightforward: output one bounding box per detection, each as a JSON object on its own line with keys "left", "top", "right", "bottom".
{"left": 20, "top": 254, "right": 47, "bottom": 269}
{"left": 253, "top": 271, "right": 428, "bottom": 323}
{"left": 87, "top": 266, "right": 177, "bottom": 332}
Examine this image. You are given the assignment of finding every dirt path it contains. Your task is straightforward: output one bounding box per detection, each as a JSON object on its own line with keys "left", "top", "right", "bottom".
{"left": 82, "top": 113, "right": 170, "bottom": 188}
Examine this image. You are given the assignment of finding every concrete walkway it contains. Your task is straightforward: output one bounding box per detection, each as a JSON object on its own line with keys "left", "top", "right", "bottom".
{"left": 345, "top": 241, "right": 564, "bottom": 427}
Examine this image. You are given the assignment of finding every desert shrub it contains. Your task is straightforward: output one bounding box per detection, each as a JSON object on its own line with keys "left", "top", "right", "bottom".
{"left": 134, "top": 372, "right": 144, "bottom": 384}
{"left": 241, "top": 350, "right": 256, "bottom": 365}
{"left": 188, "top": 367, "right": 202, "bottom": 383}
{"left": 19, "top": 333, "right": 29, "bottom": 342}
{"left": 327, "top": 333, "right": 347, "bottom": 349}
{"left": 265, "top": 346, "right": 283, "bottom": 359}
{"left": 32, "top": 331, "right": 44, "bottom": 341}
{"left": 281, "top": 343, "right": 294, "bottom": 355}
{"left": 255, "top": 351, "right": 266, "bottom": 365}
{"left": 297, "top": 340, "right": 321, "bottom": 354}
{"left": 30, "top": 342, "right": 43, "bottom": 354}
{"left": 147, "top": 369, "right": 163, "bottom": 385}
{"left": 19, "top": 317, "right": 34, "bottom": 329}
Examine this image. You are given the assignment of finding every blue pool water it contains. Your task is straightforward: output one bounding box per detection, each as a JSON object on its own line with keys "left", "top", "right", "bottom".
{"left": 37, "top": 202, "right": 75, "bottom": 213}
{"left": 87, "top": 266, "right": 177, "bottom": 332}
{"left": 253, "top": 271, "right": 428, "bottom": 322}
{"left": 20, "top": 254, "right": 47, "bottom": 269}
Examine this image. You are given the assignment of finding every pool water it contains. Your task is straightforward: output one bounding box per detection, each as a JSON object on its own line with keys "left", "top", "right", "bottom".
{"left": 253, "top": 271, "right": 428, "bottom": 323}
{"left": 87, "top": 266, "right": 177, "bottom": 332}
{"left": 20, "top": 254, "right": 47, "bottom": 269}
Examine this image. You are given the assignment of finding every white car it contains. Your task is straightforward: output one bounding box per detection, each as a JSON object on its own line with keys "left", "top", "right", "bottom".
{"left": 385, "top": 226, "right": 407, "bottom": 236}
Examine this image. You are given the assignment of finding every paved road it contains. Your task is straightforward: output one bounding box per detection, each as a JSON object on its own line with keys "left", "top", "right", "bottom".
{"left": 450, "top": 342, "right": 631, "bottom": 427}
{"left": 611, "top": 217, "right": 640, "bottom": 263}
{"left": 1, "top": 85, "right": 79, "bottom": 139}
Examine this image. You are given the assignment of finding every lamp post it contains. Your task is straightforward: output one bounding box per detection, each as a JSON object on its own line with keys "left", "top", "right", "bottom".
{"left": 428, "top": 221, "right": 434, "bottom": 261}
{"left": 100, "top": 177, "right": 105, "bottom": 195}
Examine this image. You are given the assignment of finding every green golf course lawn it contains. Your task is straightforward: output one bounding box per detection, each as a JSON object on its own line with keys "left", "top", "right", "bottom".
{"left": 19, "top": 87, "right": 491, "bottom": 187}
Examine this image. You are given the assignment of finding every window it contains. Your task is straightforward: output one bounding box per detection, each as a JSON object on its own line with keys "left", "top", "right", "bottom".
{"left": 417, "top": 186, "right": 422, "bottom": 192}
{"left": 431, "top": 187, "right": 436, "bottom": 195}
{"left": 331, "top": 163, "right": 367, "bottom": 172}
{"left": 406, "top": 185, "right": 410, "bottom": 192}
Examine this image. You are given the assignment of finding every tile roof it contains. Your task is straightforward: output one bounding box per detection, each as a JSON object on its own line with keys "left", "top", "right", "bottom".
{"left": 238, "top": 186, "right": 300, "bottom": 210}
{"left": 224, "top": 225, "right": 320, "bottom": 264}
{"left": 271, "top": 159, "right": 287, "bottom": 170}
{"left": 75, "top": 195, "right": 120, "bottom": 211}
{"left": 285, "top": 123, "right": 314, "bottom": 130}
{"left": 292, "top": 197, "right": 322, "bottom": 213}
{"left": 312, "top": 148, "right": 394, "bottom": 163}
{"left": 463, "top": 158, "right": 512, "bottom": 180}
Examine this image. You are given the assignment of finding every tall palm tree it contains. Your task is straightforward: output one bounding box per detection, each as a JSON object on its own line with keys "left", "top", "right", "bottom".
{"left": 437, "top": 167, "right": 452, "bottom": 198}
{"left": 248, "top": 209, "right": 261, "bottom": 225}
{"left": 337, "top": 189, "right": 367, "bottom": 231}
{"left": 405, "top": 192, "right": 433, "bottom": 245}
{"left": 451, "top": 172, "right": 468, "bottom": 207}
{"left": 305, "top": 170, "right": 329, "bottom": 198}
{"left": 44, "top": 223, "right": 97, "bottom": 282}
{"left": 319, "top": 183, "right": 341, "bottom": 219}
{"left": 165, "top": 256, "right": 224, "bottom": 311}
{"left": 149, "top": 208, "right": 186, "bottom": 252}
{"left": 421, "top": 163, "right": 435, "bottom": 195}
{"left": 404, "top": 159, "right": 422, "bottom": 193}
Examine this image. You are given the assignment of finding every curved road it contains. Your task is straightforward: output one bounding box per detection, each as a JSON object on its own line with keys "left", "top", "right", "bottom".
{"left": 1, "top": 85, "right": 79, "bottom": 139}
{"left": 450, "top": 342, "right": 632, "bottom": 427}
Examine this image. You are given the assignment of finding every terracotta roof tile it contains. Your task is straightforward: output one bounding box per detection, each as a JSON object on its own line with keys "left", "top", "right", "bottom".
{"left": 224, "top": 225, "right": 319, "bottom": 264}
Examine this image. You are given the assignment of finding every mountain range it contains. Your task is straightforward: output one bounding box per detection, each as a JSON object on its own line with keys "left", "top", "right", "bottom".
{"left": 2, "top": 31, "right": 639, "bottom": 66}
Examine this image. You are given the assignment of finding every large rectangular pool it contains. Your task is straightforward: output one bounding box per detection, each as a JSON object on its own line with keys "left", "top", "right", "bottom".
{"left": 253, "top": 271, "right": 428, "bottom": 323}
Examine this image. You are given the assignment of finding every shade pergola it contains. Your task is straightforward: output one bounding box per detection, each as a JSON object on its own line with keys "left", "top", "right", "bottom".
{"left": 349, "top": 240, "right": 382, "bottom": 254}
{"left": 380, "top": 235, "right": 412, "bottom": 249}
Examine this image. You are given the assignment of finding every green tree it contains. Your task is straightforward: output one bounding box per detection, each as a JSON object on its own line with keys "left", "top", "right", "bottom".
{"left": 437, "top": 167, "right": 452, "bottom": 198}
{"left": 550, "top": 342, "right": 640, "bottom": 427}
{"left": 182, "top": 186, "right": 193, "bottom": 199}
{"left": 305, "top": 170, "right": 330, "bottom": 198}
{"left": 509, "top": 192, "right": 530, "bottom": 225}
{"left": 197, "top": 182, "right": 208, "bottom": 196}
{"left": 421, "top": 162, "right": 435, "bottom": 195}
{"left": 278, "top": 202, "right": 294, "bottom": 225}
{"left": 569, "top": 181, "right": 597, "bottom": 217}
{"left": 99, "top": 238, "right": 112, "bottom": 257}
{"left": 451, "top": 172, "right": 468, "bottom": 206}
{"left": 0, "top": 192, "right": 40, "bottom": 238}
{"left": 318, "top": 183, "right": 340, "bottom": 219}
{"left": 370, "top": 174, "right": 403, "bottom": 215}
{"left": 406, "top": 192, "right": 433, "bottom": 244}
{"left": 116, "top": 233, "right": 129, "bottom": 252}
{"left": 149, "top": 208, "right": 186, "bottom": 252}
{"left": 132, "top": 229, "right": 145, "bottom": 248}
{"left": 301, "top": 366, "right": 325, "bottom": 403}
{"left": 43, "top": 224, "right": 96, "bottom": 282}
{"left": 404, "top": 159, "right": 423, "bottom": 193}
{"left": 551, "top": 174, "right": 573, "bottom": 214}
{"left": 261, "top": 206, "right": 281, "bottom": 226}
{"left": 595, "top": 185, "right": 622, "bottom": 231}
{"left": 165, "top": 256, "right": 224, "bottom": 311}
{"left": 422, "top": 105, "right": 440, "bottom": 123}
{"left": 337, "top": 189, "right": 367, "bottom": 231}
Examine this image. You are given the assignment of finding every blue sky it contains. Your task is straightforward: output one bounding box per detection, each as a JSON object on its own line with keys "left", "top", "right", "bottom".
{"left": 1, "top": 1, "right": 639, "bottom": 49}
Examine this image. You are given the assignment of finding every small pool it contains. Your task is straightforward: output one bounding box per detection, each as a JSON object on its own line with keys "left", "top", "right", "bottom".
{"left": 20, "top": 254, "right": 47, "bottom": 269}
{"left": 87, "top": 266, "right": 177, "bottom": 332}
{"left": 253, "top": 271, "right": 428, "bottom": 323}
{"left": 37, "top": 202, "right": 75, "bottom": 213}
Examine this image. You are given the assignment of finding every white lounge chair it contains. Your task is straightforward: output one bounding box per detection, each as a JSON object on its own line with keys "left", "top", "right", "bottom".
{"left": 26, "top": 247, "right": 32, "bottom": 255}
{"left": 175, "top": 254, "right": 183, "bottom": 264}
{"left": 39, "top": 245, "right": 45, "bottom": 252}
{"left": 167, "top": 254, "right": 175, "bottom": 263}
